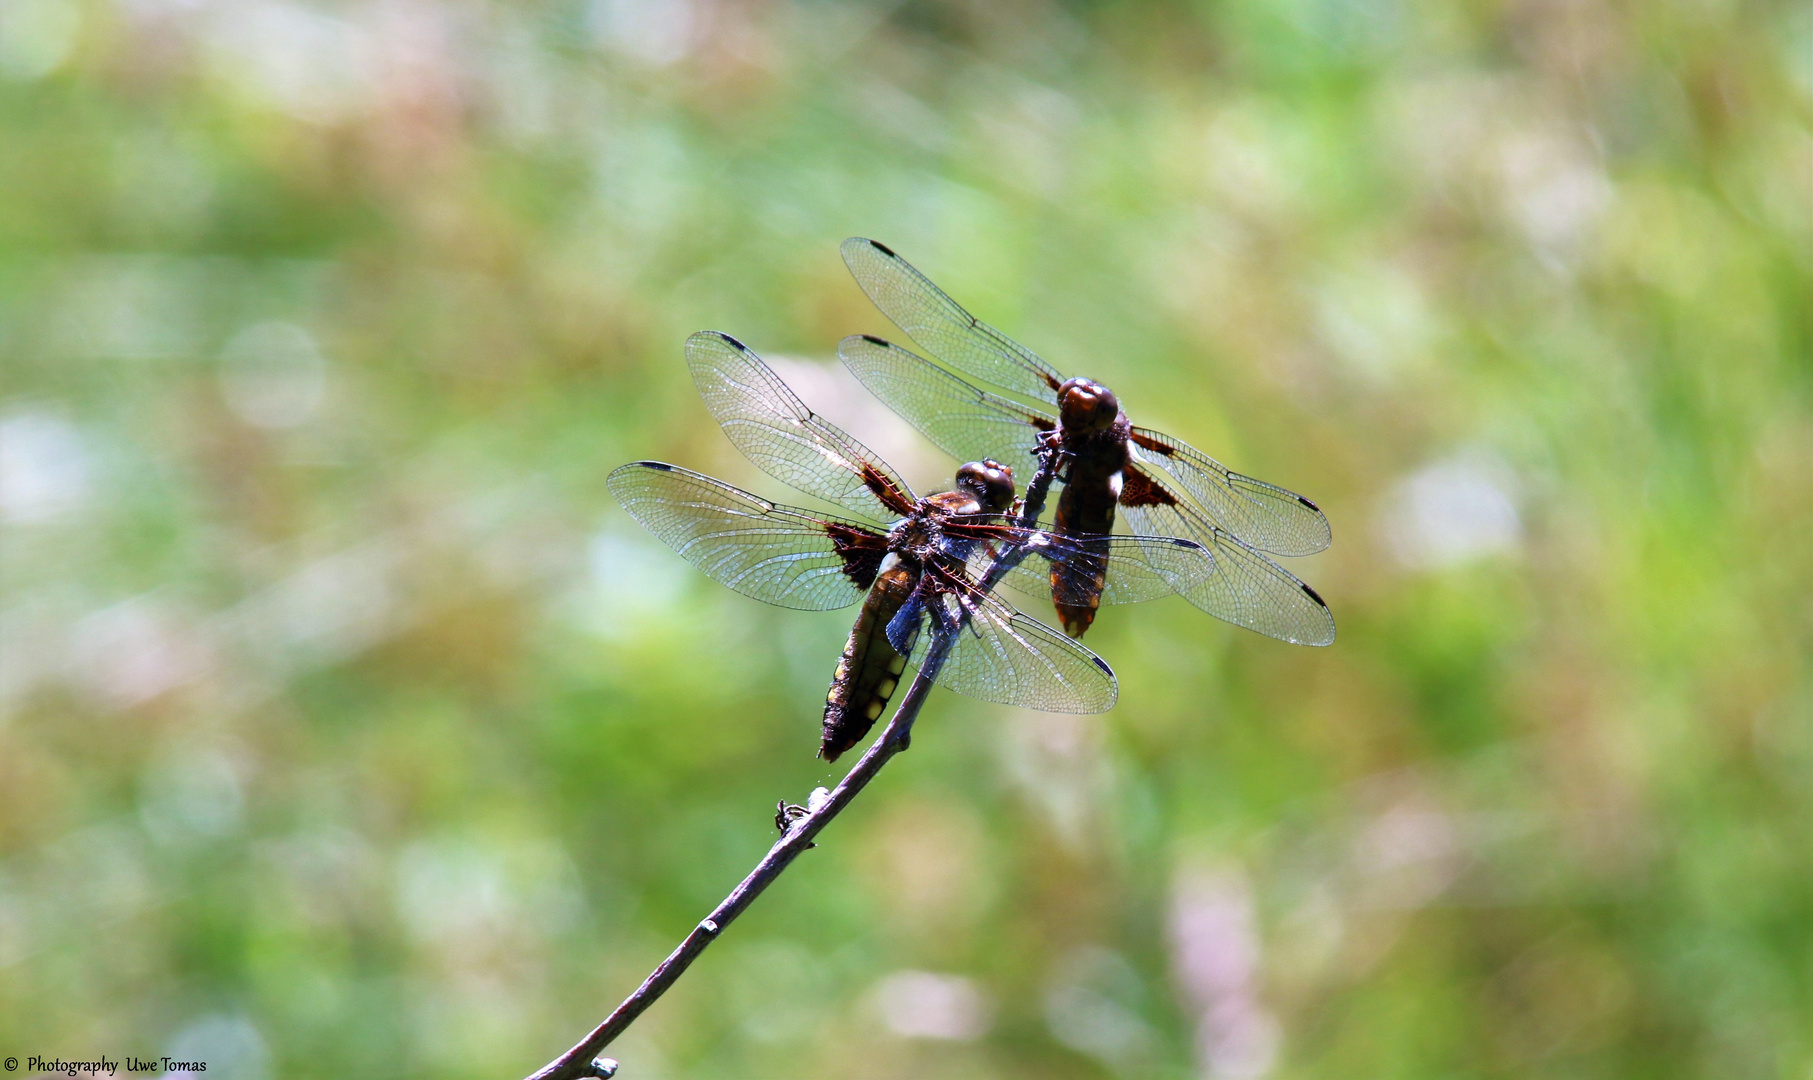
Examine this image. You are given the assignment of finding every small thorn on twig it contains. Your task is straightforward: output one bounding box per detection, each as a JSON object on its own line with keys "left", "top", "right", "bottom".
{"left": 700, "top": 919, "right": 720, "bottom": 935}
{"left": 584, "top": 1058, "right": 619, "bottom": 1078}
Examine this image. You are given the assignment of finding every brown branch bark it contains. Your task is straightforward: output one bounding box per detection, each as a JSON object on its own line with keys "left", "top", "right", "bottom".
{"left": 526, "top": 446, "right": 1060, "bottom": 1080}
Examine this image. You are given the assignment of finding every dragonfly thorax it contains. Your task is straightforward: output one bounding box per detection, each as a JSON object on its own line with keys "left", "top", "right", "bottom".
{"left": 888, "top": 490, "right": 995, "bottom": 568}
{"left": 885, "top": 513, "right": 940, "bottom": 562}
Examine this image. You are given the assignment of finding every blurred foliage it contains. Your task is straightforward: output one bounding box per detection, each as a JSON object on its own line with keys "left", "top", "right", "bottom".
{"left": 1, "top": 0, "right": 1810, "bottom": 1077}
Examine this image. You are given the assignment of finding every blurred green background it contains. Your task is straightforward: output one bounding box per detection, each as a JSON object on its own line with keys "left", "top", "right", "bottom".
{"left": 2, "top": 0, "right": 1809, "bottom": 1076}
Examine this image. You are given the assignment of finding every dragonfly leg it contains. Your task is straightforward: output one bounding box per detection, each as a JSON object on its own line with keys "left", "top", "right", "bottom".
{"left": 1037, "top": 431, "right": 1074, "bottom": 484}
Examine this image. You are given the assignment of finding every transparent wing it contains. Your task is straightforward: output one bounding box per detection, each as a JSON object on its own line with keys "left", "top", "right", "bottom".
{"left": 1119, "top": 464, "right": 1336, "bottom": 646}
{"left": 893, "top": 569, "right": 1118, "bottom": 714}
{"left": 686, "top": 330, "right": 916, "bottom": 521}
{"left": 607, "top": 462, "right": 885, "bottom": 611}
{"left": 841, "top": 238, "right": 1064, "bottom": 403}
{"left": 839, "top": 333, "right": 1052, "bottom": 484}
{"left": 1130, "top": 427, "right": 1331, "bottom": 557}
{"left": 838, "top": 254, "right": 1331, "bottom": 559}
{"left": 955, "top": 524, "right": 1217, "bottom": 607}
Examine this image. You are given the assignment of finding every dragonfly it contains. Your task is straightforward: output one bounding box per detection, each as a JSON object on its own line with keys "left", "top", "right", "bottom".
{"left": 609, "top": 331, "right": 1220, "bottom": 761}
{"left": 837, "top": 237, "right": 1336, "bottom": 647}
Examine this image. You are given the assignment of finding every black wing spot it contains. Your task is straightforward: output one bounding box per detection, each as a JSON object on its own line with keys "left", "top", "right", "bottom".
{"left": 870, "top": 240, "right": 897, "bottom": 257}
{"left": 1301, "top": 583, "right": 1327, "bottom": 607}
{"left": 1298, "top": 495, "right": 1320, "bottom": 510}
{"left": 719, "top": 333, "right": 749, "bottom": 352}
{"left": 1092, "top": 655, "right": 1113, "bottom": 675}
{"left": 861, "top": 334, "right": 889, "bottom": 346}
{"left": 642, "top": 461, "right": 675, "bottom": 472}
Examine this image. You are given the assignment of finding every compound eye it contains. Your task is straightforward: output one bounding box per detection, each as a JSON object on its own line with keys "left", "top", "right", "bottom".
{"left": 1058, "top": 378, "right": 1120, "bottom": 432}
{"left": 1086, "top": 381, "right": 1119, "bottom": 418}
{"left": 976, "top": 459, "right": 1015, "bottom": 510}
{"left": 956, "top": 460, "right": 1016, "bottom": 511}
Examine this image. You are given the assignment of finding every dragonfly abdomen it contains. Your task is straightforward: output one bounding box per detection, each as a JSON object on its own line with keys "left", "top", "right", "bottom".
{"left": 1050, "top": 434, "right": 1128, "bottom": 637}
{"left": 820, "top": 561, "right": 917, "bottom": 761}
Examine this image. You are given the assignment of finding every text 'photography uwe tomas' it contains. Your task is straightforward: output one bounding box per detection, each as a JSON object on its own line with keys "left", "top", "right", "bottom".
{"left": 7, "top": 1056, "right": 208, "bottom": 1076}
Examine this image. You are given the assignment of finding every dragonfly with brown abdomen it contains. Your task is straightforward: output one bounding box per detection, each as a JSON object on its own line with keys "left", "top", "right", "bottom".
{"left": 609, "top": 332, "right": 1222, "bottom": 760}
{"left": 837, "top": 238, "right": 1336, "bottom": 647}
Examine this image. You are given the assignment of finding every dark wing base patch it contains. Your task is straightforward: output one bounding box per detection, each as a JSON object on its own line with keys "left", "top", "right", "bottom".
{"left": 825, "top": 521, "right": 889, "bottom": 590}
{"left": 1120, "top": 467, "right": 1179, "bottom": 508}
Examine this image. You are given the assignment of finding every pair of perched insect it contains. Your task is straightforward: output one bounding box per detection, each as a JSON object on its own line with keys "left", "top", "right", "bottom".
{"left": 610, "top": 239, "right": 1334, "bottom": 762}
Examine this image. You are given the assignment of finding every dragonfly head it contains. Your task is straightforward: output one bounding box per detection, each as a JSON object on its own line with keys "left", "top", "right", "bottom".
{"left": 955, "top": 459, "right": 1016, "bottom": 513}
{"left": 1057, "top": 377, "right": 1120, "bottom": 434}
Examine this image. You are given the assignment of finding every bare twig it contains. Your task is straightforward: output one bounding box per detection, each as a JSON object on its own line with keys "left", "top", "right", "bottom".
{"left": 526, "top": 447, "right": 1060, "bottom": 1080}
